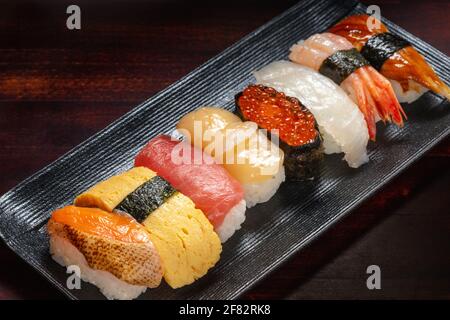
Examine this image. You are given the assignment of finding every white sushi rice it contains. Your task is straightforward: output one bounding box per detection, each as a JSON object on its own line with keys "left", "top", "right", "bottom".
{"left": 50, "top": 235, "right": 146, "bottom": 300}
{"left": 242, "top": 165, "right": 285, "bottom": 208}
{"left": 215, "top": 199, "right": 246, "bottom": 243}
{"left": 390, "top": 79, "right": 427, "bottom": 104}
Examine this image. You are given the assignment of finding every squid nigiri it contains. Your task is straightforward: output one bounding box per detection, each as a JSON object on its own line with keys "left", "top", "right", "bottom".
{"left": 329, "top": 14, "right": 450, "bottom": 103}
{"left": 289, "top": 32, "right": 406, "bottom": 141}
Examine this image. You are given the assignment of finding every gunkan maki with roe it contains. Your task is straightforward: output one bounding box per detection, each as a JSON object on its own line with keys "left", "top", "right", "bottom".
{"left": 235, "top": 84, "right": 323, "bottom": 180}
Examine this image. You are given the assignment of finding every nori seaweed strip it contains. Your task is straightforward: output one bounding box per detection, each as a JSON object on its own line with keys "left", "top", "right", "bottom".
{"left": 115, "top": 176, "right": 176, "bottom": 222}
{"left": 361, "top": 32, "right": 410, "bottom": 70}
{"left": 319, "top": 48, "right": 369, "bottom": 84}
{"left": 282, "top": 142, "right": 323, "bottom": 181}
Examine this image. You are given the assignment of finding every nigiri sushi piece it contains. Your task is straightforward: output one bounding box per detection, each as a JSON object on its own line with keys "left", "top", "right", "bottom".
{"left": 254, "top": 60, "right": 369, "bottom": 168}
{"left": 235, "top": 84, "right": 323, "bottom": 180}
{"left": 135, "top": 135, "right": 246, "bottom": 243}
{"left": 329, "top": 14, "right": 450, "bottom": 103}
{"left": 289, "top": 32, "right": 406, "bottom": 141}
{"left": 75, "top": 167, "right": 222, "bottom": 289}
{"left": 177, "top": 107, "right": 285, "bottom": 208}
{"left": 47, "top": 205, "right": 163, "bottom": 300}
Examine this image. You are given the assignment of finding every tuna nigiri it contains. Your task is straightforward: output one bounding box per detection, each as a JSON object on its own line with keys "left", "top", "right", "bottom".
{"left": 135, "top": 135, "right": 246, "bottom": 242}
{"left": 329, "top": 14, "right": 450, "bottom": 103}
{"left": 47, "top": 205, "right": 163, "bottom": 300}
{"left": 289, "top": 32, "right": 406, "bottom": 141}
{"left": 254, "top": 60, "right": 369, "bottom": 168}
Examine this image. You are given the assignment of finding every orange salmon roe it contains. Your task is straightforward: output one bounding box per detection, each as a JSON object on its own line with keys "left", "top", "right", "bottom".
{"left": 237, "top": 85, "right": 318, "bottom": 147}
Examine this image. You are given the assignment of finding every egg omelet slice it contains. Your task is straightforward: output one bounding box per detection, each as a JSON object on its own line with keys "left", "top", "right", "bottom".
{"left": 75, "top": 167, "right": 156, "bottom": 212}
{"left": 142, "top": 192, "right": 222, "bottom": 289}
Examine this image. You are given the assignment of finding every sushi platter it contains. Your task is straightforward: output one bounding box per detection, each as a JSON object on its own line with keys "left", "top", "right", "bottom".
{"left": 0, "top": 0, "right": 449, "bottom": 299}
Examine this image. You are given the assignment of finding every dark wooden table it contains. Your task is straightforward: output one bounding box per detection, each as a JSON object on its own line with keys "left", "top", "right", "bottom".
{"left": 0, "top": 0, "right": 449, "bottom": 299}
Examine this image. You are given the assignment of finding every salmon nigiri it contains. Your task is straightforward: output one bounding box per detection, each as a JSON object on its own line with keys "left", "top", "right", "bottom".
{"left": 48, "top": 205, "right": 163, "bottom": 300}
{"left": 329, "top": 14, "right": 450, "bottom": 103}
{"left": 290, "top": 32, "right": 406, "bottom": 141}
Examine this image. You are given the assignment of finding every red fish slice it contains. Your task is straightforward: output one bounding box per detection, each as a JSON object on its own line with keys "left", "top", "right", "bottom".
{"left": 135, "top": 135, "right": 244, "bottom": 228}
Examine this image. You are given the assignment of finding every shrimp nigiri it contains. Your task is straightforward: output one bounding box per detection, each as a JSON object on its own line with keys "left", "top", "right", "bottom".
{"left": 329, "top": 14, "right": 450, "bottom": 103}
{"left": 290, "top": 32, "right": 406, "bottom": 141}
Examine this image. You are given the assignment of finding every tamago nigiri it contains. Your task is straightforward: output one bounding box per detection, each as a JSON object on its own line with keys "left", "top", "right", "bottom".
{"left": 75, "top": 167, "right": 222, "bottom": 290}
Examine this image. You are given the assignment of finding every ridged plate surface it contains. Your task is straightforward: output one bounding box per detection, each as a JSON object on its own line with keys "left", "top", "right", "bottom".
{"left": 0, "top": 0, "right": 449, "bottom": 299}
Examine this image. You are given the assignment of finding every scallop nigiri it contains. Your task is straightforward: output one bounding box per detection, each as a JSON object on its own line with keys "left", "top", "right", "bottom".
{"left": 177, "top": 107, "right": 285, "bottom": 207}
{"left": 290, "top": 32, "right": 406, "bottom": 141}
{"left": 48, "top": 205, "right": 163, "bottom": 300}
{"left": 329, "top": 14, "right": 450, "bottom": 103}
{"left": 254, "top": 60, "right": 369, "bottom": 168}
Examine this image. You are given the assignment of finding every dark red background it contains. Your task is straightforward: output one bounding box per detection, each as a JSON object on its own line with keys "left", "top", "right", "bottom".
{"left": 0, "top": 0, "right": 449, "bottom": 299}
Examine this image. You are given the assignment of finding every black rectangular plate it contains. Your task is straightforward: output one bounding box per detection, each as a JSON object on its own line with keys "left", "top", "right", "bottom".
{"left": 0, "top": 0, "right": 449, "bottom": 300}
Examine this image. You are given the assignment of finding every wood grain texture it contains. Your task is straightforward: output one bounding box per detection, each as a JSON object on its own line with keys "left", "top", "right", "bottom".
{"left": 0, "top": 0, "right": 449, "bottom": 299}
